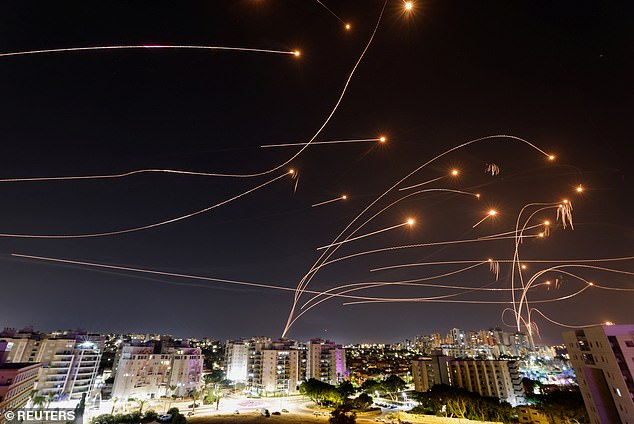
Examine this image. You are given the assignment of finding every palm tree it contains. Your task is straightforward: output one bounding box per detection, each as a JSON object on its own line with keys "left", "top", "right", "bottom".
{"left": 31, "top": 394, "right": 46, "bottom": 410}
{"left": 137, "top": 399, "right": 147, "bottom": 414}
{"left": 110, "top": 397, "right": 119, "bottom": 415}
{"left": 45, "top": 392, "right": 55, "bottom": 409}
{"left": 188, "top": 389, "right": 200, "bottom": 413}
{"left": 165, "top": 385, "right": 177, "bottom": 413}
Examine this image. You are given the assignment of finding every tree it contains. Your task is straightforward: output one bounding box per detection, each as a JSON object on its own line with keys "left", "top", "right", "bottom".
{"left": 352, "top": 393, "right": 373, "bottom": 410}
{"left": 337, "top": 381, "right": 356, "bottom": 399}
{"left": 164, "top": 385, "right": 177, "bottom": 412}
{"left": 136, "top": 399, "right": 147, "bottom": 414}
{"left": 330, "top": 405, "right": 356, "bottom": 424}
{"left": 360, "top": 379, "right": 381, "bottom": 395}
{"left": 530, "top": 389, "right": 589, "bottom": 424}
{"left": 381, "top": 375, "right": 407, "bottom": 402}
{"left": 188, "top": 389, "right": 200, "bottom": 413}
{"left": 31, "top": 394, "right": 46, "bottom": 410}
{"left": 300, "top": 378, "right": 344, "bottom": 407}
{"left": 110, "top": 397, "right": 119, "bottom": 415}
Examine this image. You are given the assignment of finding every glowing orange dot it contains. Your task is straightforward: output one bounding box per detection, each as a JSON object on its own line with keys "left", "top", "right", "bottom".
{"left": 345, "top": 24, "right": 351, "bottom": 30}
{"left": 544, "top": 220, "right": 550, "bottom": 226}
{"left": 451, "top": 169, "right": 459, "bottom": 176}
{"left": 293, "top": 50, "right": 301, "bottom": 57}
{"left": 379, "top": 136, "right": 387, "bottom": 143}
{"left": 488, "top": 209, "right": 497, "bottom": 216}
{"left": 521, "top": 264, "right": 527, "bottom": 270}
{"left": 538, "top": 232, "right": 544, "bottom": 237}
{"left": 404, "top": 1, "right": 414, "bottom": 11}
{"left": 476, "top": 193, "right": 481, "bottom": 199}
{"left": 407, "top": 218, "right": 415, "bottom": 226}
{"left": 341, "top": 195, "right": 347, "bottom": 200}
{"left": 289, "top": 169, "right": 295, "bottom": 174}
{"left": 576, "top": 185, "right": 583, "bottom": 193}
{"left": 548, "top": 155, "right": 556, "bottom": 161}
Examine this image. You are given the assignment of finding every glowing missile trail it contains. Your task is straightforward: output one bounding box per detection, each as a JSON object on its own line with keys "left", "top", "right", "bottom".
{"left": 5, "top": 1, "right": 385, "bottom": 181}
{"left": 398, "top": 169, "right": 460, "bottom": 191}
{"left": 297, "top": 188, "right": 478, "bottom": 292}
{"left": 398, "top": 176, "right": 445, "bottom": 191}
{"left": 286, "top": 134, "right": 554, "bottom": 337}
{"left": 0, "top": 171, "right": 291, "bottom": 239}
{"left": 315, "top": 220, "right": 414, "bottom": 250}
{"left": 8, "top": 253, "right": 548, "bottom": 305}
{"left": 260, "top": 138, "right": 384, "bottom": 148}
{"left": 472, "top": 209, "right": 498, "bottom": 228}
{"left": 313, "top": 234, "right": 539, "bottom": 272}
{"left": 301, "top": 262, "right": 487, "bottom": 310}
{"left": 314, "top": 0, "right": 350, "bottom": 28}
{"left": 311, "top": 195, "right": 347, "bottom": 208}
{"left": 370, "top": 255, "right": 634, "bottom": 273}
{"left": 0, "top": 44, "right": 299, "bottom": 59}
{"left": 341, "top": 285, "right": 592, "bottom": 306}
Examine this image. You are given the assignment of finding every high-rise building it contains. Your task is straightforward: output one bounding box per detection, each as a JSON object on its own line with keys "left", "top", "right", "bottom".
{"left": 411, "top": 354, "right": 525, "bottom": 406}
{"left": 246, "top": 338, "right": 304, "bottom": 396}
{"left": 306, "top": 339, "right": 346, "bottom": 385}
{"left": 0, "top": 363, "right": 41, "bottom": 418}
{"left": 563, "top": 324, "right": 634, "bottom": 424}
{"left": 111, "top": 344, "right": 203, "bottom": 399}
{"left": 0, "top": 329, "right": 102, "bottom": 400}
{"left": 411, "top": 353, "right": 451, "bottom": 392}
{"left": 225, "top": 341, "right": 249, "bottom": 383}
{"left": 448, "top": 359, "right": 525, "bottom": 406}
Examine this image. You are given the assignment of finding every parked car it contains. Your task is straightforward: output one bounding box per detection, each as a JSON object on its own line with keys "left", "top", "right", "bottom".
{"left": 157, "top": 414, "right": 172, "bottom": 422}
{"left": 272, "top": 411, "right": 281, "bottom": 415}
{"left": 281, "top": 409, "right": 289, "bottom": 413}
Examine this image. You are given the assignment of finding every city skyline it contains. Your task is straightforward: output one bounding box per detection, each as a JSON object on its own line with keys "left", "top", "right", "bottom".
{"left": 0, "top": 1, "right": 632, "bottom": 344}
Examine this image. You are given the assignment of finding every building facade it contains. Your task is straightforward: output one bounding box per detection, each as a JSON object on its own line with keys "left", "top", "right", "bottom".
{"left": 411, "top": 354, "right": 525, "bottom": 406}
{"left": 306, "top": 339, "right": 346, "bottom": 385}
{"left": 111, "top": 344, "right": 203, "bottom": 399}
{"left": 563, "top": 324, "right": 634, "bottom": 424}
{"left": 0, "top": 329, "right": 102, "bottom": 401}
{"left": 225, "top": 341, "right": 249, "bottom": 383}
{"left": 0, "top": 363, "right": 41, "bottom": 418}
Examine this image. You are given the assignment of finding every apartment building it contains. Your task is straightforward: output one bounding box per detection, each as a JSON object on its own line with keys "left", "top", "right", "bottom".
{"left": 111, "top": 344, "right": 203, "bottom": 399}
{"left": 563, "top": 324, "right": 634, "bottom": 424}
{"left": 0, "top": 363, "right": 41, "bottom": 418}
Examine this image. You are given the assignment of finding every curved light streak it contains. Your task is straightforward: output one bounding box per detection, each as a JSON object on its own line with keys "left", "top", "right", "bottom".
{"left": 0, "top": 171, "right": 290, "bottom": 238}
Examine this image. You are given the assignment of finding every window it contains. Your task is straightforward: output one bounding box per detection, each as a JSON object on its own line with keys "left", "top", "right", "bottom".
{"left": 625, "top": 341, "right": 634, "bottom": 348}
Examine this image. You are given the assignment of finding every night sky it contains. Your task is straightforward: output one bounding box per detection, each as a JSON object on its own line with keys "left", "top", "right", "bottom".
{"left": 0, "top": 1, "right": 632, "bottom": 344}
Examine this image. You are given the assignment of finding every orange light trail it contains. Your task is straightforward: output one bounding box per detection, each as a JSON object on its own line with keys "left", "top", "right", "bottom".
{"left": 311, "top": 195, "right": 347, "bottom": 208}
{"left": 0, "top": 171, "right": 291, "bottom": 238}
{"left": 0, "top": 44, "right": 299, "bottom": 59}
{"left": 260, "top": 138, "right": 384, "bottom": 148}
{"left": 315, "top": 221, "right": 413, "bottom": 250}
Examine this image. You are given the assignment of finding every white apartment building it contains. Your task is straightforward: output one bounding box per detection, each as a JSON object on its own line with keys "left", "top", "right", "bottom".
{"left": 306, "top": 339, "right": 346, "bottom": 385}
{"left": 112, "top": 345, "right": 203, "bottom": 400}
{"left": 411, "top": 354, "right": 525, "bottom": 406}
{"left": 225, "top": 341, "right": 249, "bottom": 383}
{"left": 448, "top": 359, "right": 525, "bottom": 406}
{"left": 563, "top": 324, "right": 634, "bottom": 424}
{"left": 0, "top": 331, "right": 102, "bottom": 400}
{"left": 248, "top": 349, "right": 301, "bottom": 396}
